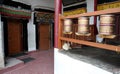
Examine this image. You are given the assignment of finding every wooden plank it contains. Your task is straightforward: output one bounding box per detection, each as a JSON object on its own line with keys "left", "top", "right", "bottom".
{"left": 60, "top": 37, "right": 120, "bottom": 52}
{"left": 39, "top": 24, "right": 50, "bottom": 50}
{"left": 58, "top": 15, "right": 62, "bottom": 49}
{"left": 61, "top": 8, "right": 120, "bottom": 19}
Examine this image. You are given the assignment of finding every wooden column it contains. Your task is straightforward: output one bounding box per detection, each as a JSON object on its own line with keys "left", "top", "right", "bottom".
{"left": 94, "top": 0, "right": 98, "bottom": 35}
{"left": 54, "top": 0, "right": 62, "bottom": 48}
{"left": 94, "top": 0, "right": 97, "bottom": 24}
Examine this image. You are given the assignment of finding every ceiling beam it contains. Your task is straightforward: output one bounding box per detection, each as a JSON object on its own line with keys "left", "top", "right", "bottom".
{"left": 63, "top": 1, "right": 86, "bottom": 8}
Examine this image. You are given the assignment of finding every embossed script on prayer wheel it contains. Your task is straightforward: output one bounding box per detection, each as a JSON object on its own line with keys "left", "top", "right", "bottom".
{"left": 77, "top": 16, "right": 89, "bottom": 34}
{"left": 99, "top": 14, "right": 115, "bottom": 35}
{"left": 63, "top": 19, "right": 72, "bottom": 34}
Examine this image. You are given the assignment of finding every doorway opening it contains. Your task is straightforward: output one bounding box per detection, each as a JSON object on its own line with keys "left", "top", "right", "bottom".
{"left": 2, "top": 17, "right": 28, "bottom": 57}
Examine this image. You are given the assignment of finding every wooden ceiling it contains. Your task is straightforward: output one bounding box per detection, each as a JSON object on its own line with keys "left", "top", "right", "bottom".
{"left": 62, "top": 0, "right": 85, "bottom": 6}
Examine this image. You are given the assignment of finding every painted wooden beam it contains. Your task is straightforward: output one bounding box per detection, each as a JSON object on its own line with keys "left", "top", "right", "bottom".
{"left": 62, "top": 7, "right": 120, "bottom": 19}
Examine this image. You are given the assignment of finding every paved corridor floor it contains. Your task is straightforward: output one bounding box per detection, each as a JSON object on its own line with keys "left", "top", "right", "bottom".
{"left": 0, "top": 49, "right": 54, "bottom": 74}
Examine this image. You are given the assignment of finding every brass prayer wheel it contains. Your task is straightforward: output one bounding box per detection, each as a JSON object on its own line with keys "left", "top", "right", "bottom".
{"left": 63, "top": 19, "right": 72, "bottom": 34}
{"left": 100, "top": 14, "right": 114, "bottom": 24}
{"left": 77, "top": 16, "right": 89, "bottom": 34}
{"left": 99, "top": 14, "right": 115, "bottom": 35}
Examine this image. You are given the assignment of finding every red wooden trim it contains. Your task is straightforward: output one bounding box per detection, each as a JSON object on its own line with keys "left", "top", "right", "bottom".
{"left": 60, "top": 37, "right": 120, "bottom": 52}
{"left": 94, "top": 0, "right": 97, "bottom": 11}
{"left": 94, "top": 0, "right": 98, "bottom": 35}
{"left": 54, "top": 0, "right": 62, "bottom": 48}
{"left": 0, "top": 6, "right": 31, "bottom": 19}
{"left": 0, "top": 12, "right": 30, "bottom": 19}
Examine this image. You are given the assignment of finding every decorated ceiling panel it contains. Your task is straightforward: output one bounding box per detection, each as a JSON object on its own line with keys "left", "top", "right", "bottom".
{"left": 35, "top": 12, "right": 54, "bottom": 23}
{"left": 0, "top": 5, "right": 31, "bottom": 19}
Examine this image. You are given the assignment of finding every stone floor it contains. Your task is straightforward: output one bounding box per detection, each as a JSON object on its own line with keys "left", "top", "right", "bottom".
{"left": 5, "top": 58, "right": 23, "bottom": 68}
{"left": 55, "top": 48, "right": 112, "bottom": 74}
{"left": 60, "top": 46, "right": 120, "bottom": 74}
{"left": 0, "top": 49, "right": 54, "bottom": 74}
{"left": 1, "top": 46, "right": 120, "bottom": 74}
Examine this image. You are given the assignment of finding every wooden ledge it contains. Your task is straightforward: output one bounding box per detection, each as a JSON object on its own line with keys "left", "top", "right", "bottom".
{"left": 60, "top": 37, "right": 120, "bottom": 52}
{"left": 63, "top": 32, "right": 72, "bottom": 34}
{"left": 98, "top": 34, "right": 116, "bottom": 39}
{"left": 75, "top": 32, "right": 91, "bottom": 36}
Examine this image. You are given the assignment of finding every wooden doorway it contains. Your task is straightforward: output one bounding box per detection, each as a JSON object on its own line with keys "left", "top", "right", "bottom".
{"left": 38, "top": 23, "right": 50, "bottom": 50}
{"left": 7, "top": 19, "right": 23, "bottom": 55}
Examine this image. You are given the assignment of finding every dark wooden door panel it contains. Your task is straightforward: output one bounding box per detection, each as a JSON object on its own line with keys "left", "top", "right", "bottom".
{"left": 8, "top": 19, "right": 22, "bottom": 55}
{"left": 39, "top": 24, "right": 50, "bottom": 50}
{"left": 40, "top": 39, "right": 50, "bottom": 50}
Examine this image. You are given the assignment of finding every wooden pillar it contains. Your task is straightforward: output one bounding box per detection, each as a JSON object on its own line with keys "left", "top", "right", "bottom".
{"left": 94, "top": 0, "right": 97, "bottom": 22}
{"left": 54, "top": 0, "right": 62, "bottom": 48}
{"left": 94, "top": 0, "right": 98, "bottom": 35}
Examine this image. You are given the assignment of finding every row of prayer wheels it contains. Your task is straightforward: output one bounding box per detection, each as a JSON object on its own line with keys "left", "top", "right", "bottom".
{"left": 63, "top": 14, "right": 115, "bottom": 36}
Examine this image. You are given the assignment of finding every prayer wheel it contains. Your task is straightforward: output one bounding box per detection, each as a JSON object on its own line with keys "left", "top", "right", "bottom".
{"left": 99, "top": 14, "right": 115, "bottom": 35}
{"left": 63, "top": 19, "right": 72, "bottom": 34}
{"left": 77, "top": 16, "right": 89, "bottom": 34}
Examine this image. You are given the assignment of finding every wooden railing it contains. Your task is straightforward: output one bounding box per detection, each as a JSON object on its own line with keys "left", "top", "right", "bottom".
{"left": 58, "top": 8, "right": 120, "bottom": 52}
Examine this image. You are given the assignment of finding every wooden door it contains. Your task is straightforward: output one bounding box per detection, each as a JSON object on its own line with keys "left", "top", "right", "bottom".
{"left": 39, "top": 24, "right": 50, "bottom": 50}
{"left": 8, "top": 19, "right": 23, "bottom": 55}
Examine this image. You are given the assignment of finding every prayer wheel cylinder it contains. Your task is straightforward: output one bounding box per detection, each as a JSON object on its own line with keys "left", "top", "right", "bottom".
{"left": 78, "top": 17, "right": 89, "bottom": 34}
{"left": 64, "top": 19, "right": 72, "bottom": 33}
{"left": 99, "top": 14, "right": 115, "bottom": 35}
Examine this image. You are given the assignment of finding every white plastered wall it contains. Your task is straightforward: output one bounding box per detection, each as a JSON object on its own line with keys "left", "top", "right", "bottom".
{"left": 86, "top": 0, "right": 94, "bottom": 25}
{"left": 0, "top": 15, "right": 5, "bottom": 68}
{"left": 12, "top": 0, "right": 54, "bottom": 10}
{"left": 20, "top": 0, "right": 54, "bottom": 51}
{"left": 87, "top": 0, "right": 103, "bottom": 42}
{"left": 27, "top": 12, "right": 36, "bottom": 51}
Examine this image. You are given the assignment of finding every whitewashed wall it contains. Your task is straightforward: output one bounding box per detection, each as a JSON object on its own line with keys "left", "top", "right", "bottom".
{"left": 12, "top": 0, "right": 54, "bottom": 10}
{"left": 0, "top": 15, "right": 5, "bottom": 68}
{"left": 13, "top": 0, "right": 55, "bottom": 51}
{"left": 87, "top": 0, "right": 103, "bottom": 42}
{"left": 96, "top": 16, "right": 103, "bottom": 42}
{"left": 30, "top": 0, "right": 54, "bottom": 10}
{"left": 86, "top": 0, "right": 94, "bottom": 25}
{"left": 27, "top": 12, "right": 36, "bottom": 51}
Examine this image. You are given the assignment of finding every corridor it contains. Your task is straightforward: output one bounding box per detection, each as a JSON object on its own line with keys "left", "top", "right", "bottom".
{"left": 0, "top": 49, "right": 54, "bottom": 74}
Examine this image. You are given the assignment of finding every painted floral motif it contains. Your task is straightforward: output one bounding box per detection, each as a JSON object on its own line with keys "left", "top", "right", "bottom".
{"left": 0, "top": 5, "right": 31, "bottom": 19}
